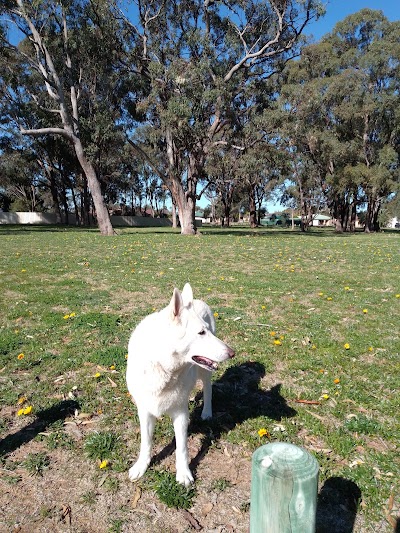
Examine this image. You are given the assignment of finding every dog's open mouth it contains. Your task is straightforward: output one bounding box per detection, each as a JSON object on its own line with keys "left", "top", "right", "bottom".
{"left": 192, "top": 356, "right": 218, "bottom": 371}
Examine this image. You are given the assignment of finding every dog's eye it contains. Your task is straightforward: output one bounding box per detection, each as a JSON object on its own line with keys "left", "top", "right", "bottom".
{"left": 199, "top": 329, "right": 206, "bottom": 335}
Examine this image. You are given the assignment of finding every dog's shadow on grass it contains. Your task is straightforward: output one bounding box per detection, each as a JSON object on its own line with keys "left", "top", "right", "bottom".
{"left": 0, "top": 400, "right": 79, "bottom": 457}
{"left": 188, "top": 361, "right": 296, "bottom": 470}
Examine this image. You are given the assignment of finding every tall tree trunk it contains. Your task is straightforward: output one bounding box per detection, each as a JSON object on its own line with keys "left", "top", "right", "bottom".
{"left": 222, "top": 200, "right": 231, "bottom": 227}
{"left": 249, "top": 185, "right": 258, "bottom": 228}
{"left": 333, "top": 198, "right": 344, "bottom": 233}
{"left": 365, "top": 195, "right": 381, "bottom": 232}
{"left": 74, "top": 140, "right": 113, "bottom": 234}
{"left": 349, "top": 202, "right": 357, "bottom": 232}
{"left": 175, "top": 190, "right": 197, "bottom": 235}
{"left": 165, "top": 128, "right": 197, "bottom": 235}
{"left": 171, "top": 202, "right": 178, "bottom": 228}
{"left": 48, "top": 168, "right": 62, "bottom": 223}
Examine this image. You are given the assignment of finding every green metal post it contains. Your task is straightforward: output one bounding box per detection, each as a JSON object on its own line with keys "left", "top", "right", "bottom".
{"left": 250, "top": 442, "right": 319, "bottom": 533}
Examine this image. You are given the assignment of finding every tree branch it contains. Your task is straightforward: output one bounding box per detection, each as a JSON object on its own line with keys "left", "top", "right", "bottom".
{"left": 126, "top": 137, "right": 165, "bottom": 181}
{"left": 20, "top": 127, "right": 73, "bottom": 141}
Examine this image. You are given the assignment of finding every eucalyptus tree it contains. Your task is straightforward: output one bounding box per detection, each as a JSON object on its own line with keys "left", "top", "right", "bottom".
{"left": 122, "top": 0, "right": 324, "bottom": 234}
{"left": 327, "top": 11, "right": 400, "bottom": 231}
{"left": 0, "top": 0, "right": 130, "bottom": 235}
{"left": 279, "top": 10, "right": 400, "bottom": 232}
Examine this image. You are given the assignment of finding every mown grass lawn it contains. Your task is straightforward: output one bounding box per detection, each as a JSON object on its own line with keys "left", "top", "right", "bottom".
{"left": 0, "top": 224, "right": 399, "bottom": 532}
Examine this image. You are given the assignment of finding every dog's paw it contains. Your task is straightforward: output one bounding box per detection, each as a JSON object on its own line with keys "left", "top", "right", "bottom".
{"left": 128, "top": 461, "right": 149, "bottom": 481}
{"left": 176, "top": 467, "right": 194, "bottom": 487}
{"left": 201, "top": 408, "right": 212, "bottom": 420}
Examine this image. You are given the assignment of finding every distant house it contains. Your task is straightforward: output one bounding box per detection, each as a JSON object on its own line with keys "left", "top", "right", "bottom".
{"left": 260, "top": 214, "right": 290, "bottom": 226}
{"left": 195, "top": 210, "right": 205, "bottom": 226}
{"left": 311, "top": 214, "right": 332, "bottom": 226}
{"left": 261, "top": 213, "right": 333, "bottom": 227}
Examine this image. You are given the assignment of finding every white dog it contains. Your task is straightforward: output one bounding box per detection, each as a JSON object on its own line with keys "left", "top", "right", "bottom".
{"left": 126, "top": 283, "right": 234, "bottom": 486}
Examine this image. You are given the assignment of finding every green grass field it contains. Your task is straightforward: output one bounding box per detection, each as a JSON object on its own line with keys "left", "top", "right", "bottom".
{"left": 0, "top": 225, "right": 399, "bottom": 532}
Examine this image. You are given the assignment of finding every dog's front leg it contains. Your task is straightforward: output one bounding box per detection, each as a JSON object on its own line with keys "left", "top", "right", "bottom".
{"left": 198, "top": 367, "right": 212, "bottom": 420}
{"left": 172, "top": 410, "right": 193, "bottom": 487}
{"left": 129, "top": 408, "right": 156, "bottom": 482}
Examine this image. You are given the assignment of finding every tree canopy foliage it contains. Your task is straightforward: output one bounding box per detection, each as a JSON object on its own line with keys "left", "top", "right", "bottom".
{"left": 0, "top": 2, "right": 399, "bottom": 233}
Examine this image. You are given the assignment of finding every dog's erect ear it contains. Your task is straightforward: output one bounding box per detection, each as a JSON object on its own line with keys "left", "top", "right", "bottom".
{"left": 181, "top": 283, "right": 193, "bottom": 307}
{"left": 170, "top": 287, "right": 184, "bottom": 322}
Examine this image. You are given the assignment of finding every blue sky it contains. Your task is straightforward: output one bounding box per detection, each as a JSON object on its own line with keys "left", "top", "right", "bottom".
{"left": 305, "top": 0, "right": 399, "bottom": 40}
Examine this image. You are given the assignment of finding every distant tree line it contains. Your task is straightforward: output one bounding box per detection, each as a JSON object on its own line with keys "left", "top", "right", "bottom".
{"left": 0, "top": 1, "right": 399, "bottom": 234}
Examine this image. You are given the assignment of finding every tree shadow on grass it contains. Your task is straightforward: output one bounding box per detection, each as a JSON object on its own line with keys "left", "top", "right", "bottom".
{"left": 0, "top": 400, "right": 79, "bottom": 457}
{"left": 150, "top": 361, "right": 296, "bottom": 471}
{"left": 316, "top": 477, "right": 362, "bottom": 533}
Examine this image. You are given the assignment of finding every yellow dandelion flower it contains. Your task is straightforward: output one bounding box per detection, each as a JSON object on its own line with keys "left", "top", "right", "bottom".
{"left": 17, "top": 353, "right": 25, "bottom": 360}
{"left": 261, "top": 305, "right": 266, "bottom": 310}
{"left": 395, "top": 294, "right": 400, "bottom": 298}
{"left": 327, "top": 297, "right": 333, "bottom": 301}
{"left": 21, "top": 269, "right": 26, "bottom": 273}
{"left": 362, "top": 309, "right": 368, "bottom": 314}
{"left": 333, "top": 378, "right": 340, "bottom": 384}
{"left": 344, "top": 286, "right": 350, "bottom": 291}
{"left": 344, "top": 343, "right": 350, "bottom": 350}
{"left": 63, "top": 314, "right": 70, "bottom": 320}
{"left": 109, "top": 365, "right": 116, "bottom": 371}
{"left": 318, "top": 292, "right": 324, "bottom": 296}
{"left": 17, "top": 396, "right": 27, "bottom": 405}
{"left": 18, "top": 406, "right": 32, "bottom": 416}
{"left": 69, "top": 312, "right": 76, "bottom": 318}
{"left": 213, "top": 312, "right": 219, "bottom": 318}
{"left": 94, "top": 372, "right": 101, "bottom": 378}
{"left": 273, "top": 339, "right": 282, "bottom": 346}
{"left": 269, "top": 331, "right": 276, "bottom": 337}
{"left": 321, "top": 394, "right": 330, "bottom": 400}
{"left": 258, "top": 428, "right": 269, "bottom": 438}
{"left": 99, "top": 460, "right": 109, "bottom": 469}
{"left": 368, "top": 347, "right": 373, "bottom": 352}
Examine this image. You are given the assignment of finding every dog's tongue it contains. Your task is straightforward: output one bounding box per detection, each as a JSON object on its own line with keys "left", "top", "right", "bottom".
{"left": 192, "top": 356, "right": 218, "bottom": 371}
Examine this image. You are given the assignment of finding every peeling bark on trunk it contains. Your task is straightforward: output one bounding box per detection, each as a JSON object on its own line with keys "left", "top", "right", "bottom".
{"left": 176, "top": 192, "right": 197, "bottom": 235}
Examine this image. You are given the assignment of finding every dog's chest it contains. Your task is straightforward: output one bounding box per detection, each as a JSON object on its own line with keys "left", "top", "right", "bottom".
{"left": 129, "top": 361, "right": 197, "bottom": 417}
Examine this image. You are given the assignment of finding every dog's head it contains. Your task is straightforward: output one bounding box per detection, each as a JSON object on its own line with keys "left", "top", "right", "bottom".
{"left": 168, "top": 283, "right": 234, "bottom": 371}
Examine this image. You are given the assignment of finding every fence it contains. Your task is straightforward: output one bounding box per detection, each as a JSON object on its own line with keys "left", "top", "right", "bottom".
{"left": 0, "top": 212, "right": 172, "bottom": 227}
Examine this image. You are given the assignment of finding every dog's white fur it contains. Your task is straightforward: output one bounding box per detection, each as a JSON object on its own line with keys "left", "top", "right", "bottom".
{"left": 126, "top": 283, "right": 234, "bottom": 486}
